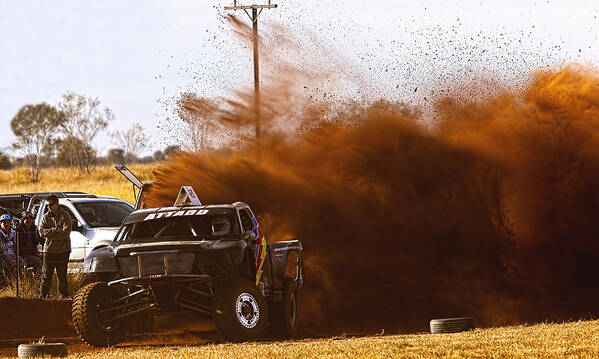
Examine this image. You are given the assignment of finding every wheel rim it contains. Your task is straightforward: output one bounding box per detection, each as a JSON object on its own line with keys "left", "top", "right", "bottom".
{"left": 96, "top": 296, "right": 119, "bottom": 333}
{"left": 236, "top": 293, "right": 260, "bottom": 329}
{"left": 289, "top": 291, "right": 297, "bottom": 327}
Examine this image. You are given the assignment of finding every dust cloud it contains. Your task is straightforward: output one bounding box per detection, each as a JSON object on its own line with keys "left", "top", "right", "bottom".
{"left": 150, "top": 17, "right": 599, "bottom": 334}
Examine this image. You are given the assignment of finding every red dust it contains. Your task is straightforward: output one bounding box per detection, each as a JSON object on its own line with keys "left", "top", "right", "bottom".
{"left": 147, "top": 62, "right": 599, "bottom": 335}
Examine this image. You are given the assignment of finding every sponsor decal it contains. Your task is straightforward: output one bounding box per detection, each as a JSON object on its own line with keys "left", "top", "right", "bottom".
{"left": 253, "top": 216, "right": 267, "bottom": 286}
{"left": 273, "top": 246, "right": 301, "bottom": 252}
{"left": 143, "top": 209, "right": 208, "bottom": 221}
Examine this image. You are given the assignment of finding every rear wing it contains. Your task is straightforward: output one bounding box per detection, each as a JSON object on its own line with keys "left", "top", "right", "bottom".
{"left": 115, "top": 165, "right": 150, "bottom": 210}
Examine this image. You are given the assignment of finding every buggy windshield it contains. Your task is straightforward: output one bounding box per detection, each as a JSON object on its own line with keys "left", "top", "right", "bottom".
{"left": 117, "top": 209, "right": 240, "bottom": 244}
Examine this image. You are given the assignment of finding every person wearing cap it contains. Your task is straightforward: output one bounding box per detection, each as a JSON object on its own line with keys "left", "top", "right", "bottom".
{"left": 15, "top": 211, "right": 42, "bottom": 272}
{"left": 0, "top": 214, "right": 23, "bottom": 276}
{"left": 39, "top": 195, "right": 72, "bottom": 299}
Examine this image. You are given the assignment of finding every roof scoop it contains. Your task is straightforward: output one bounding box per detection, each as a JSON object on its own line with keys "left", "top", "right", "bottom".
{"left": 174, "top": 186, "right": 202, "bottom": 207}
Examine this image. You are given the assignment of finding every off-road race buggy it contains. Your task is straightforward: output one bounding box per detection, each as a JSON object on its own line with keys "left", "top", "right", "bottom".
{"left": 72, "top": 181, "right": 304, "bottom": 347}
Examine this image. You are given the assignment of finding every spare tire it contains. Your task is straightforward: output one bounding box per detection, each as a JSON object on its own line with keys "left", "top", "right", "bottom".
{"left": 18, "top": 343, "right": 68, "bottom": 358}
{"left": 430, "top": 317, "right": 474, "bottom": 334}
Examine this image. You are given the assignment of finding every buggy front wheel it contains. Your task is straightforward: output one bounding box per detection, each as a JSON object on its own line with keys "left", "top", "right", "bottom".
{"left": 72, "top": 282, "right": 127, "bottom": 347}
{"left": 214, "top": 279, "right": 269, "bottom": 341}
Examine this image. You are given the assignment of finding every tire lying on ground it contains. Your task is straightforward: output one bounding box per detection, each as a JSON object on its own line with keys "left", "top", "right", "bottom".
{"left": 430, "top": 317, "right": 474, "bottom": 334}
{"left": 72, "top": 282, "right": 127, "bottom": 347}
{"left": 269, "top": 278, "right": 300, "bottom": 339}
{"left": 18, "top": 343, "right": 67, "bottom": 358}
{"left": 214, "top": 279, "right": 269, "bottom": 341}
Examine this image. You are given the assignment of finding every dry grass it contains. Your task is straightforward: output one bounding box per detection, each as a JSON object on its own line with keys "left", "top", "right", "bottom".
{"left": 0, "top": 271, "right": 89, "bottom": 298}
{"left": 0, "top": 164, "right": 158, "bottom": 203}
{"left": 51, "top": 320, "right": 599, "bottom": 358}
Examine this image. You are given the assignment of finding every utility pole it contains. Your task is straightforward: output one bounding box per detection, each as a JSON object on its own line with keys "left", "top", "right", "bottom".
{"left": 224, "top": 0, "right": 277, "bottom": 139}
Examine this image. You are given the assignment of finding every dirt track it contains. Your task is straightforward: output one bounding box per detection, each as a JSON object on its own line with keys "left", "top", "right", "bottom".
{"left": 0, "top": 297, "right": 220, "bottom": 357}
{"left": 2, "top": 296, "right": 598, "bottom": 358}
{"left": 2, "top": 320, "right": 599, "bottom": 358}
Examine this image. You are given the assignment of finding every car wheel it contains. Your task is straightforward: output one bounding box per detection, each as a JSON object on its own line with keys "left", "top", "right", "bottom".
{"left": 214, "top": 279, "right": 269, "bottom": 341}
{"left": 268, "top": 278, "right": 299, "bottom": 339}
{"left": 72, "top": 282, "right": 127, "bottom": 347}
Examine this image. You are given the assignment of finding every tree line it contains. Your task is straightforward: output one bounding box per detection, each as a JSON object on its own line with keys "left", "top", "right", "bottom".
{"left": 3, "top": 92, "right": 180, "bottom": 181}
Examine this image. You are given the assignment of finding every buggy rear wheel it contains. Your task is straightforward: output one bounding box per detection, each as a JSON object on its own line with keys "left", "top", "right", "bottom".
{"left": 269, "top": 278, "right": 299, "bottom": 339}
{"left": 214, "top": 279, "right": 269, "bottom": 341}
{"left": 72, "top": 282, "right": 127, "bottom": 347}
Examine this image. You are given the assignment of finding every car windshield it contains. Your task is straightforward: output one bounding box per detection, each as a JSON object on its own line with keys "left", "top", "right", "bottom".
{"left": 74, "top": 202, "right": 134, "bottom": 228}
{"left": 119, "top": 209, "right": 240, "bottom": 244}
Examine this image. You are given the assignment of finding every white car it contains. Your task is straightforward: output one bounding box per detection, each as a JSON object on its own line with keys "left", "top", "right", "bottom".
{"left": 33, "top": 195, "right": 134, "bottom": 261}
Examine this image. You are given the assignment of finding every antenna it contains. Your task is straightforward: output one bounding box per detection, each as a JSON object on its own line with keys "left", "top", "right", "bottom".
{"left": 224, "top": 1, "right": 278, "bottom": 140}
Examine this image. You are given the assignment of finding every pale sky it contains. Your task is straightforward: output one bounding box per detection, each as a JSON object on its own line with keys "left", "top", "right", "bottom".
{"left": 0, "top": 0, "right": 597, "bottom": 156}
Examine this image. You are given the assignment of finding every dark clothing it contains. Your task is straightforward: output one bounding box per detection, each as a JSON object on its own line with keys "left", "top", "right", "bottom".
{"left": 40, "top": 252, "right": 69, "bottom": 298}
{"left": 0, "top": 228, "right": 23, "bottom": 271}
{"left": 15, "top": 225, "right": 42, "bottom": 271}
{"left": 0, "top": 227, "right": 15, "bottom": 243}
{"left": 15, "top": 224, "right": 41, "bottom": 257}
{"left": 39, "top": 208, "right": 72, "bottom": 254}
{"left": 23, "top": 255, "right": 42, "bottom": 271}
{"left": 39, "top": 208, "right": 71, "bottom": 298}
{"left": 0, "top": 255, "right": 8, "bottom": 275}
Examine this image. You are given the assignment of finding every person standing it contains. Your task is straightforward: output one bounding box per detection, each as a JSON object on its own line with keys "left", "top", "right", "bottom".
{"left": 39, "top": 195, "right": 72, "bottom": 299}
{"left": 0, "top": 214, "right": 23, "bottom": 276}
{"left": 15, "top": 211, "right": 42, "bottom": 272}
